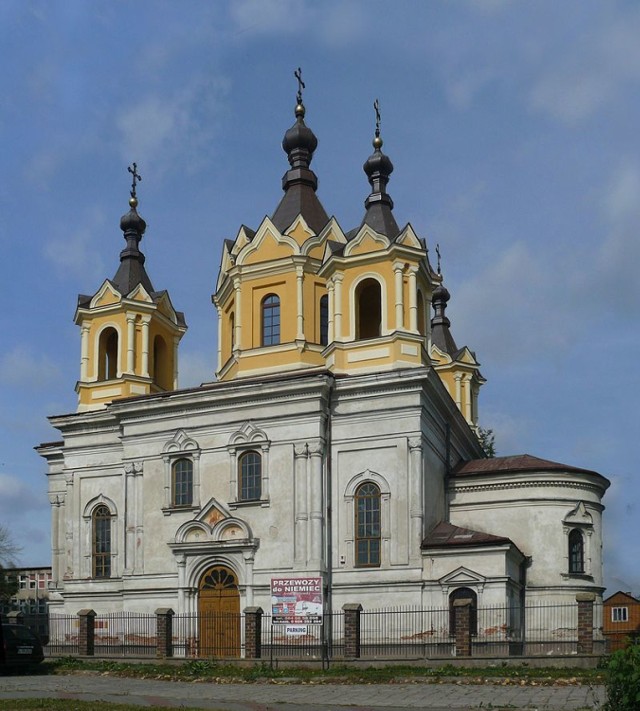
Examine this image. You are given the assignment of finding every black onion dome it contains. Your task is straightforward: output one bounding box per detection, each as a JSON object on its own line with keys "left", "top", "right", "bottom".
{"left": 363, "top": 135, "right": 394, "bottom": 181}
{"left": 112, "top": 196, "right": 154, "bottom": 295}
{"left": 432, "top": 282, "right": 450, "bottom": 305}
{"left": 271, "top": 99, "right": 328, "bottom": 234}
{"left": 120, "top": 197, "right": 147, "bottom": 235}
{"left": 282, "top": 103, "right": 318, "bottom": 168}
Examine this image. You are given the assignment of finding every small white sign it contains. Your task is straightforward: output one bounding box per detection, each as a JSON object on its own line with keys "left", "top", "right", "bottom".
{"left": 285, "top": 625, "right": 308, "bottom": 636}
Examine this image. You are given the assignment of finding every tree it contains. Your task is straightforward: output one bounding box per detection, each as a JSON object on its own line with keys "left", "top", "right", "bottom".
{"left": 0, "top": 524, "right": 21, "bottom": 603}
{"left": 477, "top": 427, "right": 496, "bottom": 458}
{"left": 0, "top": 524, "right": 21, "bottom": 567}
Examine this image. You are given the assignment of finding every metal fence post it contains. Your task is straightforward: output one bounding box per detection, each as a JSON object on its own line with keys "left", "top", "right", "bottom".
{"left": 155, "top": 607, "right": 174, "bottom": 658}
{"left": 244, "top": 607, "right": 263, "bottom": 659}
{"left": 77, "top": 609, "right": 96, "bottom": 656}
{"left": 453, "top": 599, "right": 473, "bottom": 657}
{"left": 342, "top": 604, "right": 362, "bottom": 659}
{"left": 576, "top": 593, "right": 595, "bottom": 654}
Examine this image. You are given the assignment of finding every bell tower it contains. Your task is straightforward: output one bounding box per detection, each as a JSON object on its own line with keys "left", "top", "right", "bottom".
{"left": 75, "top": 164, "right": 187, "bottom": 411}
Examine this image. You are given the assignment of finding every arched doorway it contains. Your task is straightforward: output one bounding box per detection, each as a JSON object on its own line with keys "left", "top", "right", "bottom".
{"left": 198, "top": 566, "right": 240, "bottom": 657}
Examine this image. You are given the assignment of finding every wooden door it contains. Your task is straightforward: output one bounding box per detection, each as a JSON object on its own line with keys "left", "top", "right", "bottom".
{"left": 198, "top": 566, "right": 240, "bottom": 657}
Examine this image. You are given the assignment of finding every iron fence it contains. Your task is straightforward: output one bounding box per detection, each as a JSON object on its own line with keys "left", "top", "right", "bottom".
{"left": 9, "top": 600, "right": 604, "bottom": 660}
{"left": 360, "top": 606, "right": 452, "bottom": 658}
{"left": 261, "top": 612, "right": 343, "bottom": 662}
{"left": 94, "top": 612, "right": 156, "bottom": 657}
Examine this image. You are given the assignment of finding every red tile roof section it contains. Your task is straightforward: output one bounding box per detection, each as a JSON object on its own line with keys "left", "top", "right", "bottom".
{"left": 421, "top": 521, "right": 513, "bottom": 549}
{"left": 452, "top": 454, "right": 600, "bottom": 478}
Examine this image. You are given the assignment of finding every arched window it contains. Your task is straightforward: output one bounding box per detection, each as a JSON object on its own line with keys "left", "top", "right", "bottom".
{"left": 319, "top": 294, "right": 329, "bottom": 346}
{"left": 172, "top": 458, "right": 193, "bottom": 507}
{"left": 449, "top": 587, "right": 478, "bottom": 636}
{"left": 229, "top": 312, "right": 235, "bottom": 353}
{"left": 262, "top": 294, "right": 280, "bottom": 346}
{"left": 98, "top": 328, "right": 118, "bottom": 381}
{"left": 239, "top": 451, "right": 262, "bottom": 501}
{"left": 92, "top": 505, "right": 111, "bottom": 578}
{"left": 569, "top": 529, "right": 584, "bottom": 574}
{"left": 153, "top": 335, "right": 171, "bottom": 390}
{"left": 355, "top": 279, "right": 381, "bottom": 339}
{"left": 355, "top": 482, "right": 381, "bottom": 567}
{"left": 417, "top": 290, "right": 426, "bottom": 337}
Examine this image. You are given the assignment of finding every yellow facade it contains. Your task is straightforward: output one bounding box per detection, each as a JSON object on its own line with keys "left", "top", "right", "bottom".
{"left": 214, "top": 216, "right": 436, "bottom": 381}
{"left": 75, "top": 282, "right": 186, "bottom": 412}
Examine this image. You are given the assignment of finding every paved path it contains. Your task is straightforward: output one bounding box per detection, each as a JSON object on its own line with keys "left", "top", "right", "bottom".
{"left": 0, "top": 673, "right": 605, "bottom": 709}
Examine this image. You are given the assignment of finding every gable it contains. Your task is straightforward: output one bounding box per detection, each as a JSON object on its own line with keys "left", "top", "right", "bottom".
{"left": 90, "top": 280, "right": 122, "bottom": 308}
{"left": 343, "top": 227, "right": 390, "bottom": 258}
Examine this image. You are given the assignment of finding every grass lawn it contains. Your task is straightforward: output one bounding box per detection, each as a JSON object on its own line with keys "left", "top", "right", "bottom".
{"left": 0, "top": 702, "right": 222, "bottom": 711}
{"left": 39, "top": 657, "right": 606, "bottom": 685}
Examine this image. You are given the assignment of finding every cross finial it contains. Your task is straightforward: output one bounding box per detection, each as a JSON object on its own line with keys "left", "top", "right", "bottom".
{"left": 436, "top": 243, "right": 442, "bottom": 275}
{"left": 127, "top": 162, "right": 142, "bottom": 200}
{"left": 294, "top": 67, "right": 305, "bottom": 105}
{"left": 374, "top": 99, "right": 381, "bottom": 138}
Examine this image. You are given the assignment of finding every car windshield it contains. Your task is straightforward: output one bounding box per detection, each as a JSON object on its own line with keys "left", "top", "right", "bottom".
{"left": 2, "top": 625, "right": 38, "bottom": 643}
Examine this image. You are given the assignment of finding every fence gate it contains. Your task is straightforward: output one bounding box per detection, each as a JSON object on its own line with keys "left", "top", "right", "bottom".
{"left": 198, "top": 566, "right": 240, "bottom": 657}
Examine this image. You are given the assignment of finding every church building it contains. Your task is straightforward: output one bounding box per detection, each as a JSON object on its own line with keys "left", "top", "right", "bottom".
{"left": 38, "top": 83, "right": 609, "bottom": 624}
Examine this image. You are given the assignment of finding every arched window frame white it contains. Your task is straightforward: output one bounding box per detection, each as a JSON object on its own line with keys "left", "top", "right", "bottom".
{"left": 227, "top": 422, "right": 270, "bottom": 508}
{"left": 93, "top": 322, "right": 123, "bottom": 381}
{"left": 343, "top": 469, "right": 391, "bottom": 568}
{"left": 562, "top": 502, "right": 594, "bottom": 578}
{"left": 348, "top": 273, "right": 388, "bottom": 341}
{"left": 82, "top": 495, "right": 118, "bottom": 579}
{"left": 162, "top": 430, "right": 201, "bottom": 514}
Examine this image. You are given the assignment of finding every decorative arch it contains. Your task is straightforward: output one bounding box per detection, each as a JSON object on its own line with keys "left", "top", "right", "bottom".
{"left": 449, "top": 587, "right": 478, "bottom": 636}
{"left": 82, "top": 495, "right": 118, "bottom": 580}
{"left": 162, "top": 430, "right": 201, "bottom": 512}
{"left": 344, "top": 470, "right": 391, "bottom": 569}
{"left": 261, "top": 293, "right": 280, "bottom": 346}
{"left": 96, "top": 324, "right": 121, "bottom": 381}
{"left": 152, "top": 334, "right": 172, "bottom": 390}
{"left": 348, "top": 273, "right": 388, "bottom": 341}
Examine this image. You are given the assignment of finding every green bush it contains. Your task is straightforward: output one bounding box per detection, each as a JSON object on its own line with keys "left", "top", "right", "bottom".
{"left": 604, "top": 643, "right": 640, "bottom": 710}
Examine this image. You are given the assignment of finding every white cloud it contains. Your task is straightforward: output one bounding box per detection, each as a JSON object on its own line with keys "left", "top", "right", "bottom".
{"left": 0, "top": 346, "right": 62, "bottom": 389}
{"left": 228, "top": 0, "right": 367, "bottom": 45}
{"left": 530, "top": 8, "right": 640, "bottom": 123}
{"left": 179, "top": 350, "right": 215, "bottom": 388}
{"left": 575, "top": 164, "right": 640, "bottom": 316}
{"left": 0, "top": 473, "right": 48, "bottom": 517}
{"left": 115, "top": 75, "right": 230, "bottom": 177}
{"left": 43, "top": 205, "right": 107, "bottom": 282}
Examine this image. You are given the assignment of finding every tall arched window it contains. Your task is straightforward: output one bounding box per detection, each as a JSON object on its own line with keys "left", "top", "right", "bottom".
{"left": 569, "top": 529, "right": 584, "bottom": 574}
{"left": 92, "top": 505, "right": 111, "bottom": 578}
{"left": 417, "top": 290, "right": 426, "bottom": 337}
{"left": 239, "top": 451, "right": 262, "bottom": 501}
{"left": 262, "top": 294, "right": 280, "bottom": 346}
{"left": 319, "top": 294, "right": 329, "bottom": 346}
{"left": 229, "top": 312, "right": 235, "bottom": 353}
{"left": 98, "top": 328, "right": 118, "bottom": 381}
{"left": 355, "top": 279, "right": 381, "bottom": 339}
{"left": 355, "top": 482, "right": 381, "bottom": 567}
{"left": 449, "top": 587, "right": 478, "bottom": 636}
{"left": 153, "top": 335, "right": 171, "bottom": 390}
{"left": 172, "top": 458, "right": 193, "bottom": 507}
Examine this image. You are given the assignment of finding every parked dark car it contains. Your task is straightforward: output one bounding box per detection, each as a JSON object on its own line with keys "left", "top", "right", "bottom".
{"left": 1, "top": 623, "right": 44, "bottom": 670}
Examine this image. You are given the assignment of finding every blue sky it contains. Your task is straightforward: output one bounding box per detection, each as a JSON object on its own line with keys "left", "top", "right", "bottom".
{"left": 1, "top": 1, "right": 638, "bottom": 594}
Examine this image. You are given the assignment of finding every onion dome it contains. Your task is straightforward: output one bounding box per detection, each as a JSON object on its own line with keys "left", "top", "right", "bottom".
{"left": 111, "top": 165, "right": 154, "bottom": 296}
{"left": 360, "top": 101, "right": 400, "bottom": 239}
{"left": 431, "top": 280, "right": 458, "bottom": 356}
{"left": 282, "top": 101, "right": 318, "bottom": 169}
{"left": 271, "top": 71, "right": 329, "bottom": 234}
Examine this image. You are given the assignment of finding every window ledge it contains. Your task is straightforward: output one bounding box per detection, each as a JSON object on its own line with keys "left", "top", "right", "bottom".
{"left": 561, "top": 572, "right": 594, "bottom": 581}
{"left": 162, "top": 505, "right": 200, "bottom": 517}
{"left": 229, "top": 499, "right": 270, "bottom": 509}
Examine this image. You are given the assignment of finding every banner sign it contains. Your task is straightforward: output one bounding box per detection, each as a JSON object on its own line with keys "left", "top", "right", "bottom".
{"left": 271, "top": 577, "right": 323, "bottom": 624}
